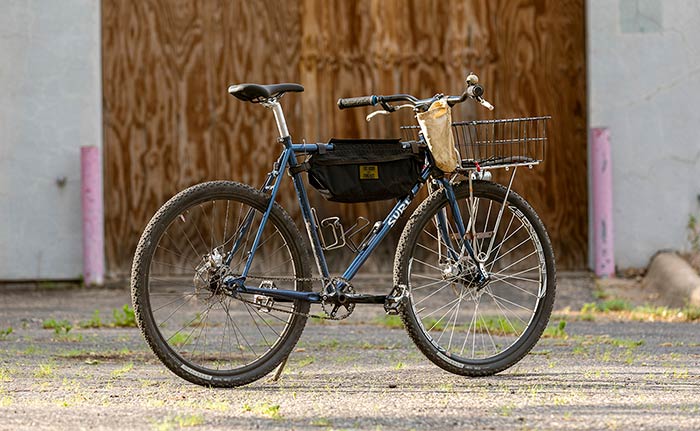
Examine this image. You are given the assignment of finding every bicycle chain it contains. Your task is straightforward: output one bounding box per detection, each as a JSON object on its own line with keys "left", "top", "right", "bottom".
{"left": 230, "top": 273, "right": 330, "bottom": 320}
{"left": 230, "top": 294, "right": 329, "bottom": 320}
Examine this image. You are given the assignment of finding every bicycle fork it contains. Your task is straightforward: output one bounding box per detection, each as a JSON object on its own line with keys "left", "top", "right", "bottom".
{"left": 435, "top": 178, "right": 488, "bottom": 283}
{"left": 435, "top": 167, "right": 518, "bottom": 283}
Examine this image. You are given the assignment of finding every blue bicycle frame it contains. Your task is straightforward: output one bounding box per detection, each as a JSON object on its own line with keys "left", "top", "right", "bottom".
{"left": 222, "top": 101, "right": 481, "bottom": 304}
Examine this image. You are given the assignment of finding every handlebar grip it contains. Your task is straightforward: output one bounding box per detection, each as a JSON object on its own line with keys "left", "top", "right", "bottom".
{"left": 337, "top": 95, "right": 377, "bottom": 110}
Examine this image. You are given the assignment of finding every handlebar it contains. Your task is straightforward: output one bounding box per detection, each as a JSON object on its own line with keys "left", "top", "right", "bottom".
{"left": 337, "top": 79, "right": 493, "bottom": 113}
{"left": 337, "top": 94, "right": 421, "bottom": 110}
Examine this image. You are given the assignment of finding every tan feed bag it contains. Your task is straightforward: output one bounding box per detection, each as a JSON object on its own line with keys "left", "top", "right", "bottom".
{"left": 416, "top": 98, "right": 460, "bottom": 173}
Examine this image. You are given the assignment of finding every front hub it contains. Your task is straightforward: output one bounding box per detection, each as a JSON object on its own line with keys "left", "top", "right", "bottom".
{"left": 193, "top": 248, "right": 231, "bottom": 295}
{"left": 444, "top": 260, "right": 490, "bottom": 290}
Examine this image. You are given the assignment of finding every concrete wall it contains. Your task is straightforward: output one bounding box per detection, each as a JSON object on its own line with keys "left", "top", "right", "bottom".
{"left": 588, "top": 0, "right": 700, "bottom": 268}
{"left": 0, "top": 1, "right": 102, "bottom": 280}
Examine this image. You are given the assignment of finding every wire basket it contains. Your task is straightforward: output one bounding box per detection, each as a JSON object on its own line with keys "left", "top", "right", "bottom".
{"left": 401, "top": 116, "right": 550, "bottom": 170}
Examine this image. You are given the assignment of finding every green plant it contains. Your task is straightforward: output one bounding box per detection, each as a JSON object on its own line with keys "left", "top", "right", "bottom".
{"left": 683, "top": 304, "right": 700, "bottom": 321}
{"left": 200, "top": 399, "right": 229, "bottom": 412}
{"left": 23, "top": 345, "right": 41, "bottom": 355}
{"left": 581, "top": 302, "right": 597, "bottom": 313}
{"left": 0, "top": 367, "right": 11, "bottom": 382}
{"left": 242, "top": 402, "right": 282, "bottom": 420}
{"left": 168, "top": 332, "right": 190, "bottom": 347}
{"left": 374, "top": 315, "right": 403, "bottom": 329}
{"left": 311, "top": 417, "right": 332, "bottom": 427}
{"left": 580, "top": 299, "right": 631, "bottom": 314}
{"left": 43, "top": 319, "right": 81, "bottom": 341}
{"left": 112, "top": 304, "right": 136, "bottom": 327}
{"left": 543, "top": 320, "right": 568, "bottom": 338}
{"left": 474, "top": 317, "right": 524, "bottom": 336}
{"left": 608, "top": 338, "right": 645, "bottom": 349}
{"left": 500, "top": 404, "right": 513, "bottom": 417}
{"left": 34, "top": 362, "right": 55, "bottom": 378}
{"left": 110, "top": 362, "right": 134, "bottom": 379}
{"left": 599, "top": 299, "right": 632, "bottom": 312}
{"left": 79, "top": 310, "right": 104, "bottom": 328}
{"left": 175, "top": 414, "right": 204, "bottom": 427}
{"left": 154, "top": 414, "right": 205, "bottom": 430}
{"left": 187, "top": 312, "right": 203, "bottom": 327}
{"left": 592, "top": 285, "right": 609, "bottom": 300}
{"left": 572, "top": 346, "right": 588, "bottom": 356}
{"left": 317, "top": 338, "right": 340, "bottom": 349}
{"left": 294, "top": 356, "right": 315, "bottom": 369}
{"left": 0, "top": 327, "right": 13, "bottom": 340}
{"left": 43, "top": 319, "right": 72, "bottom": 333}
{"left": 580, "top": 312, "right": 595, "bottom": 321}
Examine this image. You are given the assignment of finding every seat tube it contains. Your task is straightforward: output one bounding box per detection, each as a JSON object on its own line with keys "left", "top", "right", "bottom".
{"left": 268, "top": 101, "right": 290, "bottom": 138}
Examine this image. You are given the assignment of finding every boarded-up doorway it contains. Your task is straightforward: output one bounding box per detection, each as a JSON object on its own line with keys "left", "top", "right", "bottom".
{"left": 102, "top": 0, "right": 587, "bottom": 278}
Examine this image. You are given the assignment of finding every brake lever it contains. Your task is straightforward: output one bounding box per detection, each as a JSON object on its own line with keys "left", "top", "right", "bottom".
{"left": 366, "top": 110, "right": 391, "bottom": 121}
{"left": 366, "top": 104, "right": 414, "bottom": 122}
{"left": 476, "top": 96, "right": 495, "bottom": 111}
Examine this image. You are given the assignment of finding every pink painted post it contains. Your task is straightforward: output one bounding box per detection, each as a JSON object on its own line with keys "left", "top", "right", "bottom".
{"left": 591, "top": 128, "right": 615, "bottom": 277}
{"left": 81, "top": 146, "right": 104, "bottom": 286}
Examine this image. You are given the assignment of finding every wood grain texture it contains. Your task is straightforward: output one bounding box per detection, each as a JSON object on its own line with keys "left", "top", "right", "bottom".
{"left": 102, "top": 0, "right": 587, "bottom": 277}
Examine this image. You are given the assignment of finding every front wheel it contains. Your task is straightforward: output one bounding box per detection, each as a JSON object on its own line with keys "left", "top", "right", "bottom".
{"left": 131, "top": 181, "right": 311, "bottom": 387}
{"left": 394, "top": 180, "right": 556, "bottom": 376}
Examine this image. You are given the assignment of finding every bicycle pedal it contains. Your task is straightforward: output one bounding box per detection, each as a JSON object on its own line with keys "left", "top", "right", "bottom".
{"left": 253, "top": 294, "right": 274, "bottom": 312}
{"left": 384, "top": 284, "right": 408, "bottom": 315}
{"left": 254, "top": 280, "right": 276, "bottom": 312}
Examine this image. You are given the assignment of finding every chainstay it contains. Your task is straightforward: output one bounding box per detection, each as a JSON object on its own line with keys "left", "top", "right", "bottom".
{"left": 229, "top": 293, "right": 328, "bottom": 320}
{"left": 237, "top": 273, "right": 325, "bottom": 283}
{"left": 223, "top": 272, "right": 327, "bottom": 319}
{"left": 223, "top": 274, "right": 350, "bottom": 320}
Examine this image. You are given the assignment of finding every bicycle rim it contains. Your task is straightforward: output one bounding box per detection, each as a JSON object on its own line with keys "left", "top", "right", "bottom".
{"left": 138, "top": 186, "right": 307, "bottom": 377}
{"left": 404, "top": 183, "right": 550, "bottom": 364}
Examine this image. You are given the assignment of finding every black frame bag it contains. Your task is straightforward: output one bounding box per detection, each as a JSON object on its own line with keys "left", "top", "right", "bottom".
{"left": 307, "top": 138, "right": 424, "bottom": 203}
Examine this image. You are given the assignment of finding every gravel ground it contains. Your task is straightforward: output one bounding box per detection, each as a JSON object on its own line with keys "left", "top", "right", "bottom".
{"left": 0, "top": 274, "right": 698, "bottom": 430}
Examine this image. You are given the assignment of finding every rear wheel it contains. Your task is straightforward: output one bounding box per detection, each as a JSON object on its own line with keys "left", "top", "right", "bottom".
{"left": 131, "top": 181, "right": 311, "bottom": 387}
{"left": 395, "top": 180, "right": 556, "bottom": 376}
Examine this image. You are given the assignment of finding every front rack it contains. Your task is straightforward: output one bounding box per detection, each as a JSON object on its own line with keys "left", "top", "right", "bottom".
{"left": 401, "top": 116, "right": 550, "bottom": 170}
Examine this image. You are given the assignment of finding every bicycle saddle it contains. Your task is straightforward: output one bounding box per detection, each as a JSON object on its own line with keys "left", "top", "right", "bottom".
{"left": 228, "top": 83, "right": 304, "bottom": 102}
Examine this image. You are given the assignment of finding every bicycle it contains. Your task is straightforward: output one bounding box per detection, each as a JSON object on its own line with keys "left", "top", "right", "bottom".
{"left": 130, "top": 73, "right": 556, "bottom": 387}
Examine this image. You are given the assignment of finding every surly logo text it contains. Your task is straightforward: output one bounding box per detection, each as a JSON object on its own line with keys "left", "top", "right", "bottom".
{"left": 388, "top": 201, "right": 410, "bottom": 226}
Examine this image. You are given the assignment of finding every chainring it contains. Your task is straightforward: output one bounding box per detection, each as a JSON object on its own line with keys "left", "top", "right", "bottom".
{"left": 321, "top": 280, "right": 355, "bottom": 320}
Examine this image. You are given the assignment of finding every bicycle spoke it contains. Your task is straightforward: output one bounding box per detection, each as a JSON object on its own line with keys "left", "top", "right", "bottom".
{"left": 137, "top": 187, "right": 309, "bottom": 378}
{"left": 405, "top": 183, "right": 550, "bottom": 366}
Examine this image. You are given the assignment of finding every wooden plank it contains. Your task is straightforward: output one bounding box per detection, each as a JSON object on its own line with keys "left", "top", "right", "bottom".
{"left": 102, "top": 0, "right": 303, "bottom": 276}
{"left": 102, "top": 0, "right": 587, "bottom": 276}
{"left": 298, "top": 0, "right": 588, "bottom": 269}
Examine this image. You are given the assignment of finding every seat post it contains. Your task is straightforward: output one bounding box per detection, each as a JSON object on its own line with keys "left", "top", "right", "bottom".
{"left": 265, "top": 100, "right": 290, "bottom": 139}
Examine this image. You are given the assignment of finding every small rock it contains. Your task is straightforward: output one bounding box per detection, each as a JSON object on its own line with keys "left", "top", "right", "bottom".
{"left": 644, "top": 252, "right": 700, "bottom": 307}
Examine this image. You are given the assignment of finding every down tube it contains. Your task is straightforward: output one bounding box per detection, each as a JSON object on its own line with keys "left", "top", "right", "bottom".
{"left": 341, "top": 167, "right": 431, "bottom": 281}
